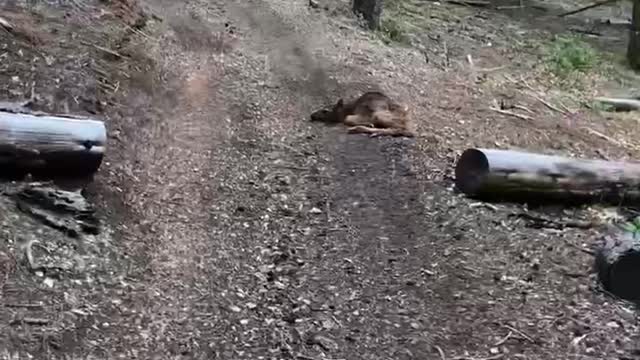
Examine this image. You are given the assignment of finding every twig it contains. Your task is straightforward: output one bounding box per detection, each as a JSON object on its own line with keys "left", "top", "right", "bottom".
{"left": 582, "top": 127, "right": 638, "bottom": 151}
{"left": 434, "top": 346, "right": 446, "bottom": 360}
{"left": 443, "top": 40, "right": 450, "bottom": 68}
{"left": 558, "top": 0, "right": 618, "bottom": 17}
{"left": 10, "top": 317, "right": 50, "bottom": 326}
{"left": 476, "top": 65, "right": 507, "bottom": 72}
{"left": 469, "top": 202, "right": 498, "bottom": 211}
{"left": 92, "top": 44, "right": 126, "bottom": 58}
{"left": 4, "top": 303, "right": 44, "bottom": 309}
{"left": 80, "top": 41, "right": 126, "bottom": 58}
{"left": 557, "top": 100, "right": 573, "bottom": 114}
{"left": 490, "top": 107, "right": 533, "bottom": 121}
{"left": 0, "top": 16, "right": 13, "bottom": 31}
{"left": 494, "top": 331, "right": 513, "bottom": 346}
{"left": 512, "top": 104, "right": 534, "bottom": 114}
{"left": 446, "top": 0, "right": 491, "bottom": 7}
{"left": 563, "top": 238, "right": 596, "bottom": 256}
{"left": 450, "top": 354, "right": 504, "bottom": 360}
{"left": 510, "top": 212, "right": 597, "bottom": 230}
{"left": 467, "top": 54, "right": 475, "bottom": 67}
{"left": 503, "top": 324, "right": 536, "bottom": 344}
{"left": 594, "top": 149, "right": 609, "bottom": 161}
{"left": 532, "top": 94, "right": 568, "bottom": 115}
{"left": 23, "top": 238, "right": 39, "bottom": 271}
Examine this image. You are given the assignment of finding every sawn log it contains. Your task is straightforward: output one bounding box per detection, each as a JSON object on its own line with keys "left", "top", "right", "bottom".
{"left": 454, "top": 148, "right": 640, "bottom": 204}
{"left": 0, "top": 110, "right": 106, "bottom": 177}
{"left": 595, "top": 226, "right": 640, "bottom": 302}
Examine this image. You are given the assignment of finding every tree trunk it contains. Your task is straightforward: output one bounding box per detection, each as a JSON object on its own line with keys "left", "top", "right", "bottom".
{"left": 628, "top": 0, "right": 640, "bottom": 70}
{"left": 454, "top": 148, "right": 640, "bottom": 205}
{"left": 353, "top": 0, "right": 383, "bottom": 30}
{"left": 595, "top": 227, "right": 640, "bottom": 302}
{"left": 0, "top": 110, "right": 106, "bottom": 178}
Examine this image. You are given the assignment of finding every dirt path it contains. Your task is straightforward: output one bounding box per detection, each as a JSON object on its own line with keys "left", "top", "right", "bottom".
{"left": 60, "top": 0, "right": 462, "bottom": 357}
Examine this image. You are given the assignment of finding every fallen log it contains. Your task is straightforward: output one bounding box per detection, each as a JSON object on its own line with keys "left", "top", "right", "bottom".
{"left": 454, "top": 148, "right": 640, "bottom": 205}
{"left": 0, "top": 110, "right": 106, "bottom": 178}
{"left": 595, "top": 223, "right": 640, "bottom": 301}
{"left": 594, "top": 97, "right": 640, "bottom": 112}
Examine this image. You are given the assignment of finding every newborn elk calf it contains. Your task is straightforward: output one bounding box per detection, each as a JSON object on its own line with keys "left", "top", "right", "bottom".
{"left": 310, "top": 91, "right": 415, "bottom": 137}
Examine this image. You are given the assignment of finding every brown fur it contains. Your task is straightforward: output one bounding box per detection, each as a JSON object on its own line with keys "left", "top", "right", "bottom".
{"left": 310, "top": 91, "right": 414, "bottom": 137}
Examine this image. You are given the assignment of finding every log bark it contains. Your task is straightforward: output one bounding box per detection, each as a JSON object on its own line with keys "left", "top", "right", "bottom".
{"left": 0, "top": 110, "right": 106, "bottom": 178}
{"left": 353, "top": 0, "right": 383, "bottom": 30}
{"left": 15, "top": 183, "right": 101, "bottom": 239}
{"left": 454, "top": 148, "right": 640, "bottom": 205}
{"left": 595, "top": 226, "right": 640, "bottom": 301}
{"left": 628, "top": 0, "right": 640, "bottom": 70}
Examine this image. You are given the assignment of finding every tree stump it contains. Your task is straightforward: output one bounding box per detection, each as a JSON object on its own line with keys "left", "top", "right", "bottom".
{"left": 353, "top": 0, "right": 383, "bottom": 30}
{"left": 628, "top": 0, "right": 640, "bottom": 70}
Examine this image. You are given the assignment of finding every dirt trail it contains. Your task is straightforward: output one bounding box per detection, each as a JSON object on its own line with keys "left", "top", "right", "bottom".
{"left": 62, "top": 0, "right": 458, "bottom": 357}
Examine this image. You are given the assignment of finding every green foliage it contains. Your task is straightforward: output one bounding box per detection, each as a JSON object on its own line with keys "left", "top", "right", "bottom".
{"left": 544, "top": 35, "right": 600, "bottom": 76}
{"left": 620, "top": 216, "right": 640, "bottom": 239}
{"left": 375, "top": 0, "right": 417, "bottom": 45}
{"left": 379, "top": 16, "right": 411, "bottom": 44}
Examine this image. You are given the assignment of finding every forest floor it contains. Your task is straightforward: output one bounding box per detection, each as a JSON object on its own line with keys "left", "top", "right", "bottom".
{"left": 1, "top": 0, "right": 640, "bottom": 359}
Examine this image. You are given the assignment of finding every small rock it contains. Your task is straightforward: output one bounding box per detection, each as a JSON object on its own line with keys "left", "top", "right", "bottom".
{"left": 246, "top": 302, "right": 257, "bottom": 309}
{"left": 240, "top": 319, "right": 249, "bottom": 325}
{"left": 229, "top": 305, "right": 242, "bottom": 312}
{"left": 307, "top": 334, "right": 338, "bottom": 351}
{"left": 309, "top": 207, "right": 322, "bottom": 214}
{"left": 309, "top": 0, "right": 319, "bottom": 8}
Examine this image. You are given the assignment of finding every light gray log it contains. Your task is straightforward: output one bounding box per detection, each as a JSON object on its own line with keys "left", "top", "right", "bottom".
{"left": 0, "top": 111, "right": 106, "bottom": 177}
{"left": 454, "top": 148, "right": 640, "bottom": 204}
{"left": 594, "top": 97, "right": 640, "bottom": 112}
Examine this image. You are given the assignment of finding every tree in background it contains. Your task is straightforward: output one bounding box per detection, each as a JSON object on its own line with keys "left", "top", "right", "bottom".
{"left": 629, "top": 0, "right": 640, "bottom": 69}
{"left": 353, "top": 0, "right": 384, "bottom": 30}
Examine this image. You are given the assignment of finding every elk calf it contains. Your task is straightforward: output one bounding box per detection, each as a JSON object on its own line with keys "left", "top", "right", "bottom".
{"left": 310, "top": 91, "right": 414, "bottom": 137}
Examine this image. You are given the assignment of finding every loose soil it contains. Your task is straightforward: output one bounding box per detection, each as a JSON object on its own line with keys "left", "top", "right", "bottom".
{"left": 1, "top": 0, "right": 640, "bottom": 359}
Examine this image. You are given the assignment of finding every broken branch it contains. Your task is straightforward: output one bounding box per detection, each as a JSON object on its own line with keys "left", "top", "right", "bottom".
{"left": 558, "top": 0, "right": 619, "bottom": 17}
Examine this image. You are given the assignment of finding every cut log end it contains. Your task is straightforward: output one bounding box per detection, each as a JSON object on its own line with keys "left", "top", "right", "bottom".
{"left": 597, "top": 248, "right": 640, "bottom": 302}
{"left": 595, "top": 230, "right": 640, "bottom": 302}
{"left": 454, "top": 148, "right": 490, "bottom": 196}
